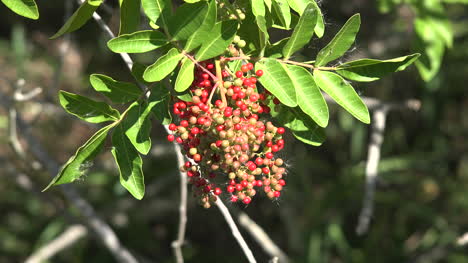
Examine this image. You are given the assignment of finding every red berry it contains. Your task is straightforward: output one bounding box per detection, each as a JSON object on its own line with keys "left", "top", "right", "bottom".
{"left": 243, "top": 197, "right": 252, "bottom": 204}
{"left": 169, "top": 123, "right": 177, "bottom": 131}
{"left": 265, "top": 152, "right": 274, "bottom": 159}
{"left": 214, "top": 188, "right": 222, "bottom": 195}
{"left": 191, "top": 127, "right": 200, "bottom": 134}
{"left": 231, "top": 195, "right": 239, "bottom": 202}
{"left": 271, "top": 145, "right": 279, "bottom": 152}
{"left": 278, "top": 179, "right": 286, "bottom": 186}
{"left": 227, "top": 185, "right": 235, "bottom": 193}
{"left": 262, "top": 167, "right": 270, "bottom": 174}
{"left": 273, "top": 191, "right": 281, "bottom": 198}
{"left": 236, "top": 71, "right": 243, "bottom": 78}
{"left": 255, "top": 70, "right": 263, "bottom": 77}
{"left": 277, "top": 127, "right": 285, "bottom": 134}
{"left": 241, "top": 64, "right": 249, "bottom": 73}
{"left": 246, "top": 63, "right": 254, "bottom": 70}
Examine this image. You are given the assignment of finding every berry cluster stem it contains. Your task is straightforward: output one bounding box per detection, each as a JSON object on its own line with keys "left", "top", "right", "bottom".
{"left": 215, "top": 60, "right": 227, "bottom": 108}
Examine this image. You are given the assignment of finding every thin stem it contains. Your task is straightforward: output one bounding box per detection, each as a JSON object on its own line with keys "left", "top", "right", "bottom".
{"left": 207, "top": 82, "right": 219, "bottom": 107}
{"left": 215, "top": 60, "right": 227, "bottom": 107}
{"left": 215, "top": 200, "right": 257, "bottom": 263}
{"left": 183, "top": 51, "right": 218, "bottom": 81}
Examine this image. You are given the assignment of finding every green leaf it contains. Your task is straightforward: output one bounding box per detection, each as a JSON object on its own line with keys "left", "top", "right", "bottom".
{"left": 122, "top": 102, "right": 151, "bottom": 155}
{"left": 150, "top": 84, "right": 172, "bottom": 124}
{"left": 313, "top": 70, "right": 370, "bottom": 124}
{"left": 274, "top": 105, "right": 325, "bottom": 146}
{"left": 256, "top": 59, "right": 297, "bottom": 107}
{"left": 112, "top": 124, "right": 145, "bottom": 199}
{"left": 142, "top": 0, "right": 171, "bottom": 26}
{"left": 271, "top": 0, "right": 291, "bottom": 29}
{"left": 90, "top": 74, "right": 141, "bottom": 103}
{"left": 184, "top": 0, "right": 216, "bottom": 52}
{"left": 282, "top": 3, "right": 317, "bottom": 59}
{"left": 315, "top": 14, "right": 360, "bottom": 67}
{"left": 1, "top": 0, "right": 39, "bottom": 19}
{"left": 336, "top": 54, "right": 420, "bottom": 82}
{"left": 43, "top": 124, "right": 114, "bottom": 190}
{"left": 286, "top": 0, "right": 324, "bottom": 37}
{"left": 195, "top": 20, "right": 238, "bottom": 61}
{"left": 59, "top": 91, "right": 120, "bottom": 123}
{"left": 175, "top": 58, "right": 195, "bottom": 92}
{"left": 251, "top": 0, "right": 265, "bottom": 17}
{"left": 119, "top": 0, "right": 141, "bottom": 35}
{"left": 285, "top": 65, "right": 328, "bottom": 127}
{"left": 143, "top": 48, "right": 183, "bottom": 82}
{"left": 168, "top": 2, "right": 208, "bottom": 41}
{"left": 50, "top": 0, "right": 103, "bottom": 39}
{"left": 107, "top": 30, "right": 168, "bottom": 53}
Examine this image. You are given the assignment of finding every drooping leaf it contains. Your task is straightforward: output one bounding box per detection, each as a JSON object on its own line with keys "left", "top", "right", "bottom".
{"left": 59, "top": 90, "right": 120, "bottom": 123}
{"left": 119, "top": 0, "right": 141, "bottom": 35}
{"left": 313, "top": 70, "right": 370, "bottom": 124}
{"left": 143, "top": 48, "right": 183, "bottom": 82}
{"left": 43, "top": 124, "right": 114, "bottom": 190}
{"left": 255, "top": 59, "right": 297, "bottom": 107}
{"left": 107, "top": 30, "right": 168, "bottom": 53}
{"left": 168, "top": 2, "right": 208, "bottom": 41}
{"left": 184, "top": 0, "right": 216, "bottom": 52}
{"left": 1, "top": 0, "right": 39, "bottom": 19}
{"left": 150, "top": 84, "right": 172, "bottom": 124}
{"left": 90, "top": 74, "right": 141, "bottom": 103}
{"left": 273, "top": 105, "right": 325, "bottom": 146}
{"left": 122, "top": 102, "right": 151, "bottom": 155}
{"left": 112, "top": 124, "right": 145, "bottom": 199}
{"left": 284, "top": 64, "right": 328, "bottom": 127}
{"left": 286, "top": 0, "right": 324, "bottom": 37}
{"left": 142, "top": 0, "right": 171, "bottom": 27}
{"left": 282, "top": 3, "right": 317, "bottom": 59}
{"left": 271, "top": 0, "right": 291, "bottom": 29}
{"left": 50, "top": 0, "right": 103, "bottom": 39}
{"left": 175, "top": 58, "right": 195, "bottom": 92}
{"left": 195, "top": 20, "right": 238, "bottom": 61}
{"left": 315, "top": 14, "right": 360, "bottom": 67}
{"left": 336, "top": 54, "right": 420, "bottom": 82}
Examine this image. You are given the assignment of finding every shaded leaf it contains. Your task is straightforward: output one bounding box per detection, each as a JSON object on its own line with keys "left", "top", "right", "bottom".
{"left": 122, "top": 102, "right": 151, "bottom": 155}
{"left": 336, "top": 53, "right": 420, "bottom": 82}
{"left": 265, "top": 37, "right": 290, "bottom": 58}
{"left": 107, "top": 30, "right": 168, "bottom": 53}
{"left": 119, "top": 0, "right": 141, "bottom": 35}
{"left": 112, "top": 124, "right": 145, "bottom": 199}
{"left": 150, "top": 84, "right": 172, "bottom": 124}
{"left": 59, "top": 90, "right": 120, "bottom": 123}
{"left": 143, "top": 48, "right": 183, "bottom": 82}
{"left": 282, "top": 3, "right": 317, "bottom": 59}
{"left": 255, "top": 59, "right": 297, "bottom": 107}
{"left": 315, "top": 14, "right": 360, "bottom": 66}
{"left": 195, "top": 20, "right": 238, "bottom": 61}
{"left": 285, "top": 64, "right": 328, "bottom": 127}
{"left": 90, "top": 74, "right": 141, "bottom": 103}
{"left": 175, "top": 58, "right": 195, "bottom": 92}
{"left": 43, "top": 124, "right": 114, "bottom": 190}
{"left": 313, "top": 70, "right": 370, "bottom": 124}
{"left": 1, "top": 0, "right": 39, "bottom": 19}
{"left": 271, "top": 0, "right": 291, "bottom": 29}
{"left": 50, "top": 0, "right": 103, "bottom": 39}
{"left": 131, "top": 62, "right": 151, "bottom": 85}
{"left": 142, "top": 0, "right": 171, "bottom": 27}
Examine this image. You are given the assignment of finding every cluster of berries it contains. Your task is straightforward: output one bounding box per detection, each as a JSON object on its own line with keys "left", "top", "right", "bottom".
{"left": 167, "top": 61, "right": 287, "bottom": 208}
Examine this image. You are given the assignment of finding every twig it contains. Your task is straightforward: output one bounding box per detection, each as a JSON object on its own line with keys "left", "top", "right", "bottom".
{"left": 355, "top": 107, "right": 388, "bottom": 235}
{"left": 215, "top": 200, "right": 257, "bottom": 263}
{"left": 25, "top": 225, "right": 88, "bottom": 263}
{"left": 238, "top": 212, "right": 289, "bottom": 263}
{"left": 77, "top": 0, "right": 133, "bottom": 71}
{"left": 1, "top": 84, "right": 139, "bottom": 263}
{"left": 165, "top": 124, "right": 188, "bottom": 263}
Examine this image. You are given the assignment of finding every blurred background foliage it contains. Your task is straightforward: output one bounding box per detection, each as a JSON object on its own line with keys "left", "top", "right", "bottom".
{"left": 0, "top": 0, "right": 467, "bottom": 262}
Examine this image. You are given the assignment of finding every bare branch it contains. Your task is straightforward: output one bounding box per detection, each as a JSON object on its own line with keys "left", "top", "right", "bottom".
{"left": 215, "top": 200, "right": 257, "bottom": 263}
{"left": 238, "top": 212, "right": 289, "bottom": 263}
{"left": 165, "top": 124, "right": 188, "bottom": 263}
{"left": 356, "top": 108, "right": 388, "bottom": 235}
{"left": 14, "top": 86, "right": 43, "bottom": 101}
{"left": 25, "top": 225, "right": 88, "bottom": 263}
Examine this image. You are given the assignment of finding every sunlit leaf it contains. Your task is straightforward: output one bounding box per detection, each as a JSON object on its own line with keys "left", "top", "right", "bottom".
{"left": 336, "top": 54, "right": 420, "bottom": 82}
{"left": 175, "top": 58, "right": 195, "bottom": 92}
{"left": 168, "top": 2, "right": 208, "bottom": 41}
{"left": 143, "top": 48, "right": 183, "bottom": 82}
{"left": 50, "top": 0, "right": 103, "bottom": 39}
{"left": 282, "top": 3, "right": 317, "bottom": 59}
{"left": 255, "top": 59, "right": 297, "bottom": 107}
{"left": 90, "top": 74, "right": 141, "bottom": 103}
{"left": 1, "top": 0, "right": 39, "bottom": 19}
{"left": 313, "top": 70, "right": 370, "bottom": 124}
{"left": 184, "top": 0, "right": 216, "bottom": 52}
{"left": 195, "top": 20, "right": 238, "bottom": 61}
{"left": 107, "top": 30, "right": 168, "bottom": 53}
{"left": 59, "top": 90, "right": 120, "bottom": 123}
{"left": 315, "top": 14, "right": 360, "bottom": 67}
